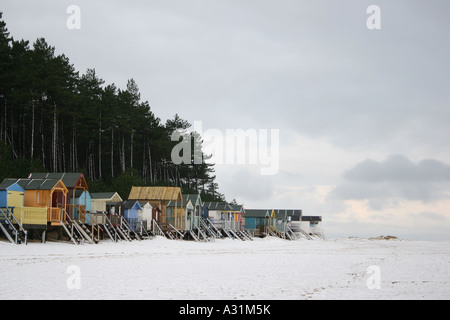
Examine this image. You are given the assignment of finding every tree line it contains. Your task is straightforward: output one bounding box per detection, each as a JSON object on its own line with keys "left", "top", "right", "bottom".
{"left": 0, "top": 12, "right": 224, "bottom": 201}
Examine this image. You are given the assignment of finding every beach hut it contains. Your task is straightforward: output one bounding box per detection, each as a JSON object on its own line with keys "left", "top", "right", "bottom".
{"left": 270, "top": 209, "right": 302, "bottom": 224}
{"left": 243, "top": 209, "right": 271, "bottom": 236}
{"left": 167, "top": 197, "right": 193, "bottom": 230}
{"left": 90, "top": 192, "right": 123, "bottom": 214}
{"left": 229, "top": 203, "right": 245, "bottom": 227}
{"left": 299, "top": 216, "right": 324, "bottom": 239}
{"left": 28, "top": 173, "right": 89, "bottom": 220}
{"left": 128, "top": 186, "right": 183, "bottom": 229}
{"left": 202, "top": 202, "right": 249, "bottom": 240}
{"left": 184, "top": 194, "right": 204, "bottom": 227}
{"left": 0, "top": 179, "right": 47, "bottom": 243}
{"left": 13, "top": 178, "right": 69, "bottom": 223}
{"left": 167, "top": 193, "right": 206, "bottom": 230}
{"left": 203, "top": 202, "right": 229, "bottom": 229}
{"left": 138, "top": 201, "right": 153, "bottom": 230}
{"left": 165, "top": 194, "right": 220, "bottom": 242}
{"left": 0, "top": 179, "right": 25, "bottom": 208}
{"left": 184, "top": 194, "right": 203, "bottom": 217}
{"left": 243, "top": 208, "right": 304, "bottom": 239}
{"left": 203, "top": 202, "right": 244, "bottom": 230}
{"left": 123, "top": 200, "right": 141, "bottom": 220}
{"left": 72, "top": 189, "right": 92, "bottom": 213}
{"left": 2, "top": 176, "right": 99, "bottom": 245}
{"left": 266, "top": 209, "right": 303, "bottom": 240}
{"left": 28, "top": 173, "right": 87, "bottom": 202}
{"left": 123, "top": 200, "right": 143, "bottom": 231}
{"left": 0, "top": 179, "right": 26, "bottom": 244}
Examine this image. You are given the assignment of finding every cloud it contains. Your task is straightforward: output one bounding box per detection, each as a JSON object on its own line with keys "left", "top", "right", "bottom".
{"left": 330, "top": 155, "right": 450, "bottom": 207}
{"left": 216, "top": 166, "right": 274, "bottom": 203}
{"left": 3, "top": 0, "right": 450, "bottom": 156}
{"left": 344, "top": 155, "right": 450, "bottom": 183}
{"left": 410, "top": 212, "right": 447, "bottom": 221}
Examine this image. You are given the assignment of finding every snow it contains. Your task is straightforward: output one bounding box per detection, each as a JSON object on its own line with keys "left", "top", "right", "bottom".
{"left": 0, "top": 236, "right": 449, "bottom": 300}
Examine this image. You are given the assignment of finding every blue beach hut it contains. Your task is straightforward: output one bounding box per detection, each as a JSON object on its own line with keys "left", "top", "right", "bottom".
{"left": 71, "top": 189, "right": 92, "bottom": 212}
{"left": 0, "top": 179, "right": 25, "bottom": 208}
{"left": 123, "top": 200, "right": 143, "bottom": 230}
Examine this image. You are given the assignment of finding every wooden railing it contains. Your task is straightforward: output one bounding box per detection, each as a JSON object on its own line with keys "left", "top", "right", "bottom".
{"left": 160, "top": 215, "right": 187, "bottom": 231}
{"left": 152, "top": 219, "right": 165, "bottom": 236}
{"left": 48, "top": 207, "right": 63, "bottom": 222}
{"left": 105, "top": 213, "right": 121, "bottom": 227}
{"left": 13, "top": 207, "right": 47, "bottom": 226}
{"left": 85, "top": 213, "right": 106, "bottom": 225}
{"left": 67, "top": 204, "right": 87, "bottom": 222}
{"left": 225, "top": 220, "right": 242, "bottom": 230}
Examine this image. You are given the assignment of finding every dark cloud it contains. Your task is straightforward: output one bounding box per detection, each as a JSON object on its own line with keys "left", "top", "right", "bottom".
{"left": 344, "top": 155, "right": 450, "bottom": 183}
{"left": 330, "top": 155, "right": 450, "bottom": 205}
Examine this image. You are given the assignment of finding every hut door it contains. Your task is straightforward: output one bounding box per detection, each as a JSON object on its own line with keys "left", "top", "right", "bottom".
{"left": 152, "top": 208, "right": 159, "bottom": 222}
{"left": 7, "top": 191, "right": 24, "bottom": 208}
{"left": 52, "top": 192, "right": 65, "bottom": 208}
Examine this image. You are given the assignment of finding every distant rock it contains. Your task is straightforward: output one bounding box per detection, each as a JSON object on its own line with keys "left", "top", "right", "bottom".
{"left": 369, "top": 235, "right": 399, "bottom": 240}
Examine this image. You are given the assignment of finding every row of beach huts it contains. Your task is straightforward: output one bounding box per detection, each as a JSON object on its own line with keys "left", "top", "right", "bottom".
{"left": 0, "top": 172, "right": 324, "bottom": 245}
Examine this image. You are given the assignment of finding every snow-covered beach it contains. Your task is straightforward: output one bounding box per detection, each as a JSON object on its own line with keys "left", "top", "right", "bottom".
{"left": 1, "top": 236, "right": 449, "bottom": 300}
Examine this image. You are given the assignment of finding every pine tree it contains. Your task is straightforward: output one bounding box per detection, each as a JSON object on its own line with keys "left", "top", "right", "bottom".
{"left": 0, "top": 15, "right": 226, "bottom": 202}
{"left": 0, "top": 12, "right": 12, "bottom": 145}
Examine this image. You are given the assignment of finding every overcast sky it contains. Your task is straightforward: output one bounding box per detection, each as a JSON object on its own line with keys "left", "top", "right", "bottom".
{"left": 2, "top": 0, "right": 450, "bottom": 240}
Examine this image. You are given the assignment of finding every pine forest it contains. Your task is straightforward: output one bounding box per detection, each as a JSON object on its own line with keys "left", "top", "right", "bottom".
{"left": 0, "top": 12, "right": 224, "bottom": 201}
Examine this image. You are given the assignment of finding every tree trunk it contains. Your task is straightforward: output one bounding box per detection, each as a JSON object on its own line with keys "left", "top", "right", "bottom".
{"left": 98, "top": 108, "right": 102, "bottom": 179}
{"left": 3, "top": 97, "right": 6, "bottom": 144}
{"left": 52, "top": 101, "right": 57, "bottom": 172}
{"left": 31, "top": 96, "right": 35, "bottom": 159}
{"left": 130, "top": 129, "right": 134, "bottom": 169}
{"left": 111, "top": 127, "right": 114, "bottom": 178}
{"left": 148, "top": 145, "right": 153, "bottom": 184}
{"left": 88, "top": 140, "right": 95, "bottom": 180}
{"left": 98, "top": 121, "right": 102, "bottom": 179}
{"left": 142, "top": 141, "right": 146, "bottom": 181}
{"left": 121, "top": 134, "right": 125, "bottom": 173}
{"left": 71, "top": 119, "right": 76, "bottom": 171}
{"left": 61, "top": 119, "right": 66, "bottom": 172}
{"left": 10, "top": 101, "right": 17, "bottom": 159}
{"left": 40, "top": 106, "right": 45, "bottom": 168}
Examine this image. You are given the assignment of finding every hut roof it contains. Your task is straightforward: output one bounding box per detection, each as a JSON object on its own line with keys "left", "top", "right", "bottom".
{"left": 301, "top": 216, "right": 322, "bottom": 222}
{"left": 91, "top": 192, "right": 122, "bottom": 201}
{"left": 128, "top": 186, "right": 182, "bottom": 202}
{"left": 203, "top": 202, "right": 242, "bottom": 212}
{"left": 0, "top": 179, "right": 21, "bottom": 190}
{"left": 166, "top": 194, "right": 200, "bottom": 208}
{"left": 10, "top": 178, "right": 67, "bottom": 191}
{"left": 123, "top": 200, "right": 142, "bottom": 210}
{"left": 27, "top": 172, "right": 87, "bottom": 189}
{"left": 244, "top": 209, "right": 272, "bottom": 218}
{"left": 74, "top": 189, "right": 88, "bottom": 197}
{"left": 184, "top": 194, "right": 202, "bottom": 205}
{"left": 138, "top": 201, "right": 152, "bottom": 208}
{"left": 245, "top": 209, "right": 302, "bottom": 220}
